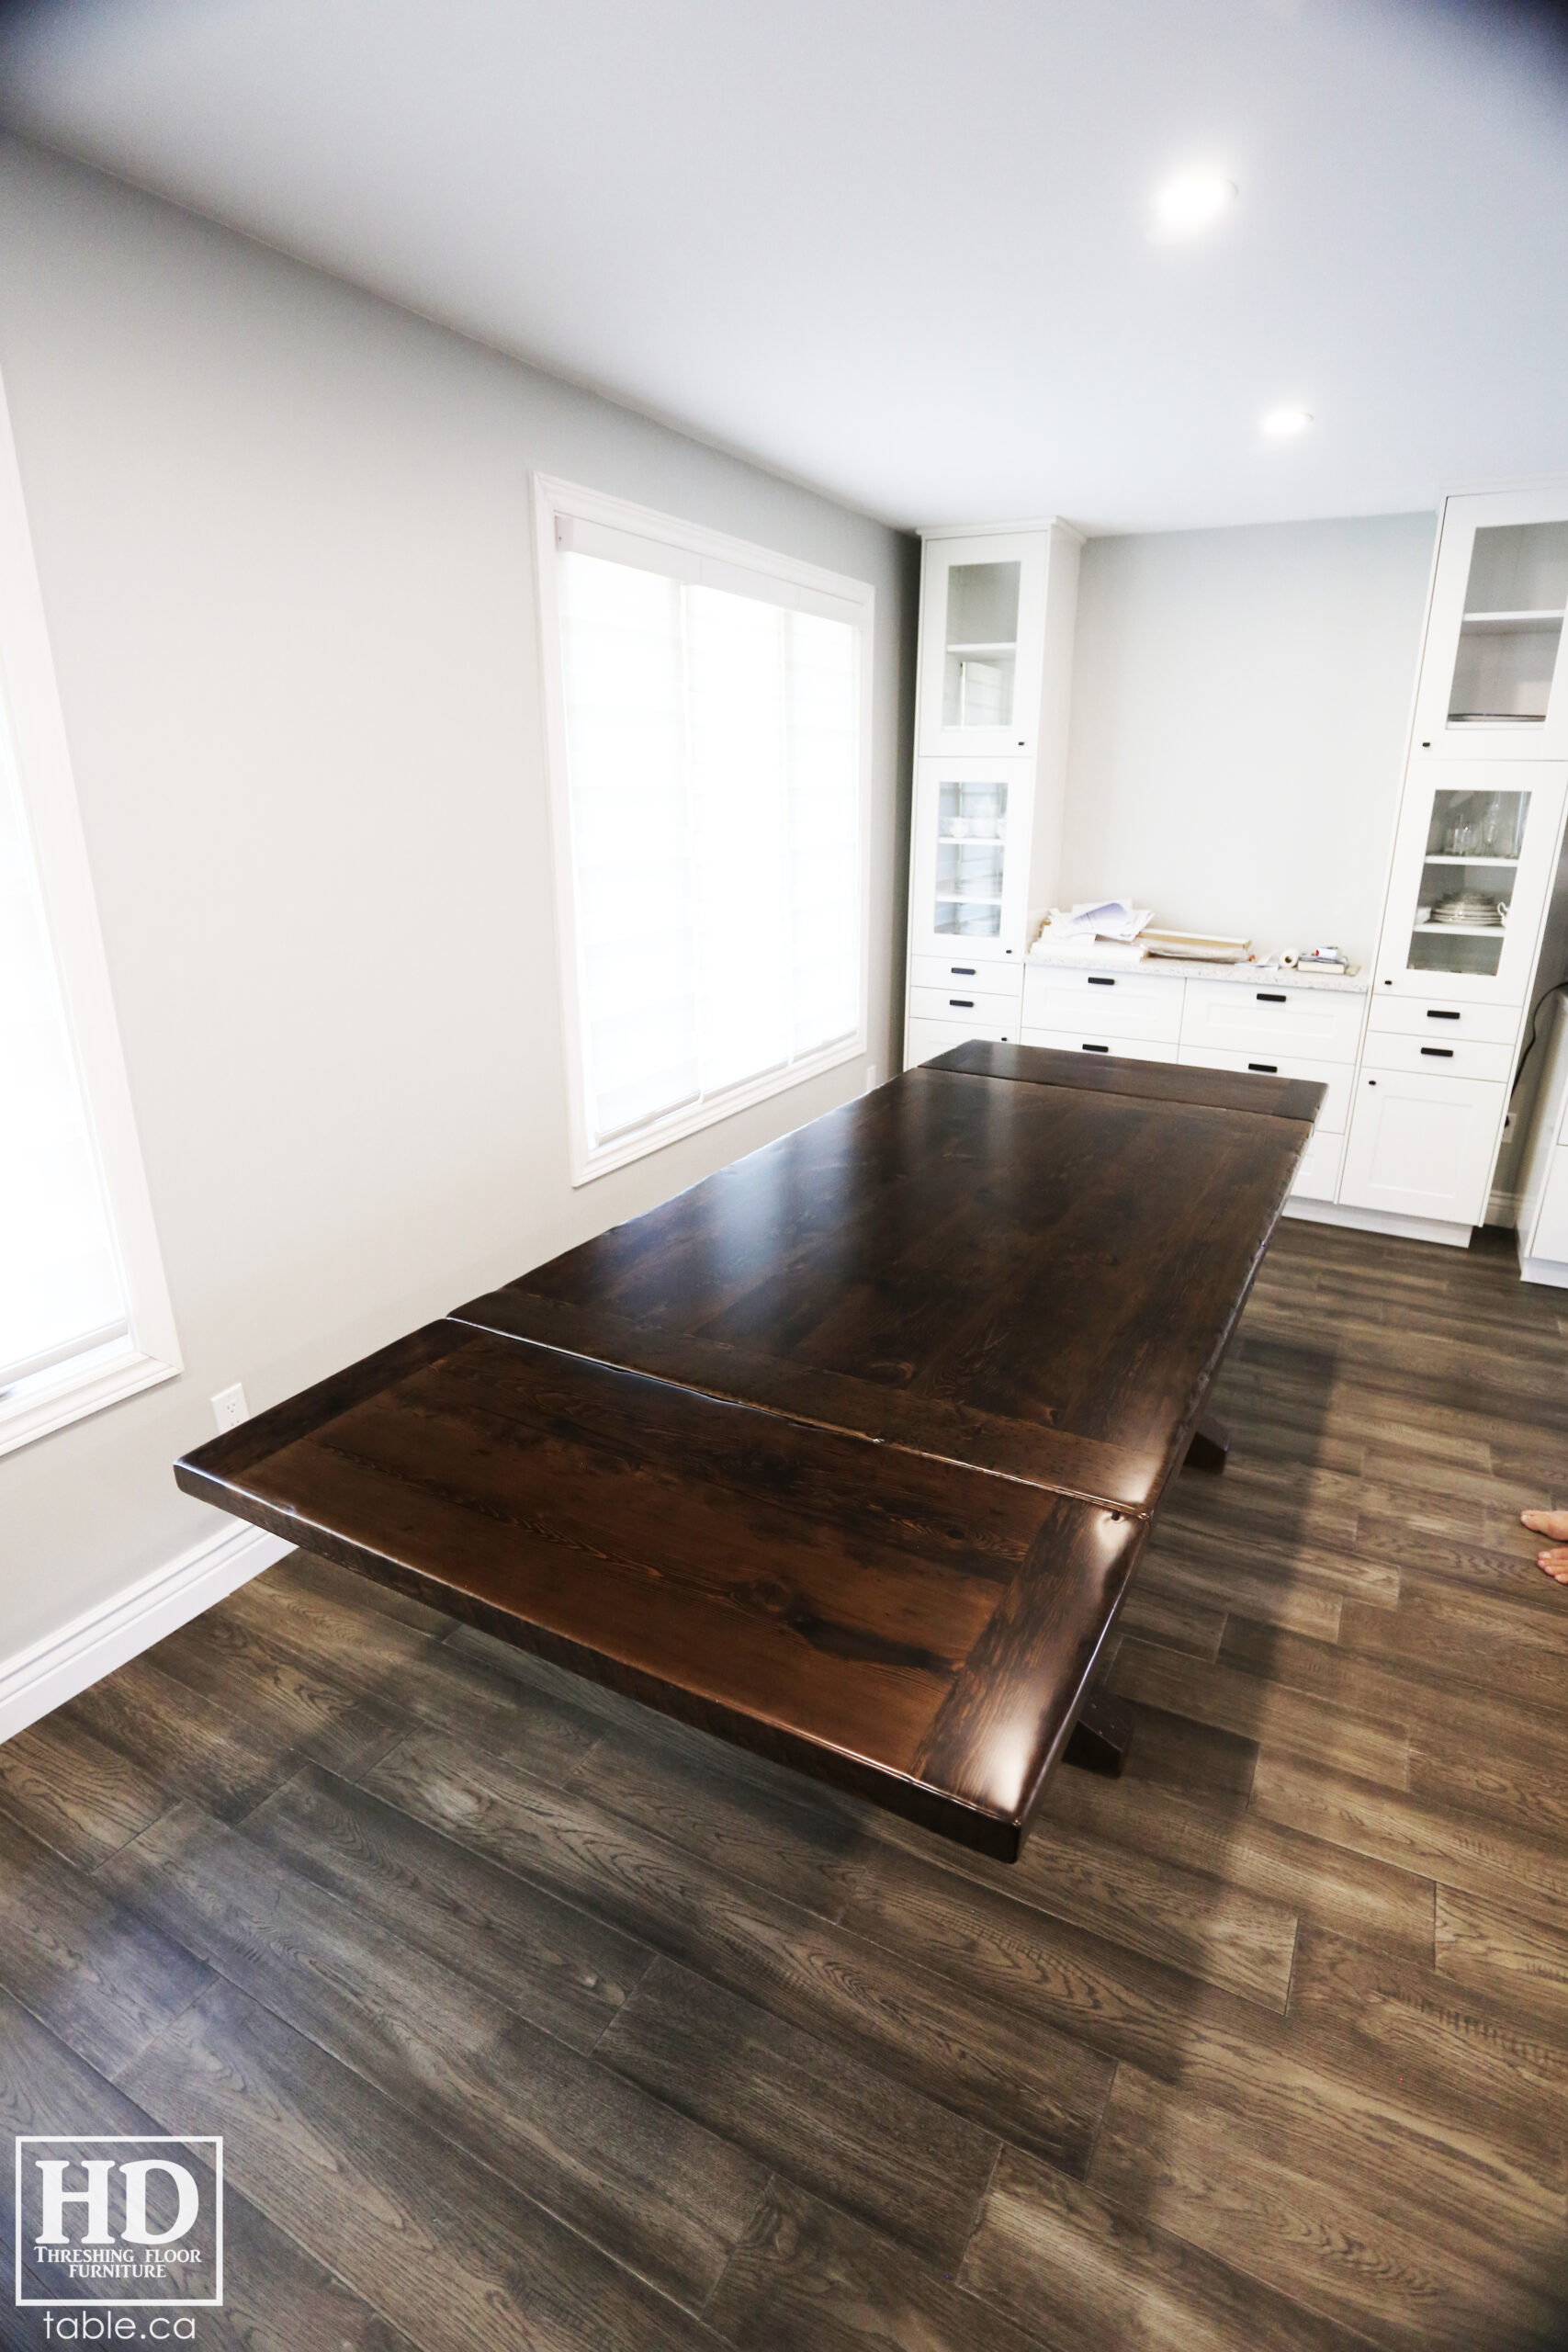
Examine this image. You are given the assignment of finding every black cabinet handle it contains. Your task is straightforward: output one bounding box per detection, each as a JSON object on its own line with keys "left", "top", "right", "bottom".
{"left": 1426, "top": 1008, "right": 1460, "bottom": 1021}
{"left": 1420, "top": 1046, "right": 1454, "bottom": 1057}
{"left": 950, "top": 966, "right": 976, "bottom": 977}
{"left": 1087, "top": 974, "right": 1115, "bottom": 987}
{"left": 1257, "top": 991, "right": 1287, "bottom": 1003}
{"left": 1247, "top": 1062, "right": 1278, "bottom": 1074}
{"left": 949, "top": 999, "right": 975, "bottom": 1009}
{"left": 1082, "top": 1041, "right": 1110, "bottom": 1052}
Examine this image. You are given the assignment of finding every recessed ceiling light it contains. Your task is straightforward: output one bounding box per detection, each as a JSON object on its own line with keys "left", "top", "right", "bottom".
{"left": 1153, "top": 171, "right": 1236, "bottom": 239}
{"left": 1261, "top": 407, "right": 1314, "bottom": 438}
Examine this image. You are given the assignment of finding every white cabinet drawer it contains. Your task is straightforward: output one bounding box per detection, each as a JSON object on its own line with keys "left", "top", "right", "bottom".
{"left": 906, "top": 1014, "right": 1015, "bottom": 1068}
{"left": 1179, "top": 979, "right": 1365, "bottom": 1064}
{"left": 1177, "top": 1046, "right": 1350, "bottom": 1133}
{"left": 1290, "top": 1125, "right": 1345, "bottom": 1202}
{"left": 1021, "top": 1023, "right": 1179, "bottom": 1064}
{"left": 909, "top": 952, "right": 1025, "bottom": 998}
{"left": 1339, "top": 1068, "right": 1506, "bottom": 1227}
{"left": 1367, "top": 993, "right": 1520, "bottom": 1046}
{"left": 1022, "top": 966, "right": 1182, "bottom": 1042}
{"left": 908, "top": 982, "right": 1025, "bottom": 1029}
{"left": 1361, "top": 1030, "right": 1514, "bottom": 1084}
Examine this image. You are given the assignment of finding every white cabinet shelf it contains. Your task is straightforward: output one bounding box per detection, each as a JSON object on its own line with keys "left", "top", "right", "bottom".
{"left": 1462, "top": 609, "right": 1565, "bottom": 632}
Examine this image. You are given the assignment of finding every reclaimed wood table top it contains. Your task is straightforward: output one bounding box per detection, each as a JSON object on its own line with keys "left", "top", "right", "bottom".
{"left": 176, "top": 1040, "right": 1322, "bottom": 1859}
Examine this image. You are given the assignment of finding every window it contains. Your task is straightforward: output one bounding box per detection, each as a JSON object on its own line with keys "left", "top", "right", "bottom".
{"left": 0, "top": 369, "right": 180, "bottom": 1454}
{"left": 536, "top": 477, "right": 872, "bottom": 1182}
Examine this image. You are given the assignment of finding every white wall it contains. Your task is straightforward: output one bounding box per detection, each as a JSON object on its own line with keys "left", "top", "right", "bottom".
{"left": 1060, "top": 513, "right": 1438, "bottom": 965}
{"left": 0, "top": 139, "right": 916, "bottom": 1665}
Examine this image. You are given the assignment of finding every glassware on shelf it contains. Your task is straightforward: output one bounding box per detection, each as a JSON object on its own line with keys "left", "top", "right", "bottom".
{"left": 1427, "top": 786, "right": 1529, "bottom": 864}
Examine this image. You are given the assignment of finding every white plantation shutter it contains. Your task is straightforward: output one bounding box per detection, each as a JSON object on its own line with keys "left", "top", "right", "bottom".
{"left": 0, "top": 710, "right": 128, "bottom": 1391}
{"left": 554, "top": 517, "right": 864, "bottom": 1161}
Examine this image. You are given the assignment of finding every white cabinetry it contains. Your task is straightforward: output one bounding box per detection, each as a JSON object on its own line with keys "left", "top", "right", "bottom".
{"left": 1022, "top": 965, "right": 1181, "bottom": 1054}
{"left": 1179, "top": 979, "right": 1365, "bottom": 1064}
{"left": 917, "top": 531, "right": 1055, "bottom": 760}
{"left": 1341, "top": 485, "right": 1568, "bottom": 1239}
{"left": 904, "top": 522, "right": 1082, "bottom": 1064}
{"left": 933, "top": 956, "right": 1367, "bottom": 1203}
{"left": 1175, "top": 978, "right": 1363, "bottom": 1201}
{"left": 1339, "top": 1067, "right": 1509, "bottom": 1227}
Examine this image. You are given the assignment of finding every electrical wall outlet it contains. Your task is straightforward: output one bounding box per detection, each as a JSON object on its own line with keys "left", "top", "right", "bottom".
{"left": 210, "top": 1382, "right": 250, "bottom": 1433}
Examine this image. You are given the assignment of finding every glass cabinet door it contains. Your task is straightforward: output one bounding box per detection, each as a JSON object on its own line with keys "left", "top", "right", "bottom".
{"left": 918, "top": 532, "right": 1047, "bottom": 755}
{"left": 1416, "top": 493, "right": 1568, "bottom": 757}
{"left": 1376, "top": 760, "right": 1567, "bottom": 999}
{"left": 934, "top": 774, "right": 1010, "bottom": 939}
{"left": 942, "top": 562, "right": 1021, "bottom": 733}
{"left": 910, "top": 756, "right": 1030, "bottom": 961}
{"left": 1406, "top": 784, "right": 1526, "bottom": 981}
{"left": 1448, "top": 525, "right": 1568, "bottom": 731}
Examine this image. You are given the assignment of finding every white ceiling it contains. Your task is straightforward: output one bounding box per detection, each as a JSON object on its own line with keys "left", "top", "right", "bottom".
{"left": 3, "top": 0, "right": 1567, "bottom": 534}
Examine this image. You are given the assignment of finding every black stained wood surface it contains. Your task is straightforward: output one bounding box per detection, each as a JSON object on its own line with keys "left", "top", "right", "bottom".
{"left": 175, "top": 1049, "right": 1319, "bottom": 1859}
{"left": 17, "top": 1213, "right": 1568, "bottom": 2348}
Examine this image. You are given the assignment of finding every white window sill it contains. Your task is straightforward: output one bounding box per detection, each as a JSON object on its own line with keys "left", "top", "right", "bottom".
{"left": 0, "top": 1340, "right": 181, "bottom": 1459}
{"left": 573, "top": 1032, "right": 866, "bottom": 1185}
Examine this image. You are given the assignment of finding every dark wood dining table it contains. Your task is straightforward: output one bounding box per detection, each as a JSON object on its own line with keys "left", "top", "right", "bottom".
{"left": 176, "top": 1039, "right": 1323, "bottom": 1860}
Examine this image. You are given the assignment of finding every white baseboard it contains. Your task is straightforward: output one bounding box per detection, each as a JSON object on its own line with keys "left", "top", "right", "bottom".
{"left": 1280, "top": 1196, "right": 1474, "bottom": 1249}
{"left": 1520, "top": 1254, "right": 1568, "bottom": 1290}
{"left": 0, "top": 1517, "right": 289, "bottom": 1747}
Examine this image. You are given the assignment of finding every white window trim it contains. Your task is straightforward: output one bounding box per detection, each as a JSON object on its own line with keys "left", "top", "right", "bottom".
{"left": 0, "top": 367, "right": 182, "bottom": 1456}
{"left": 533, "top": 473, "right": 874, "bottom": 1186}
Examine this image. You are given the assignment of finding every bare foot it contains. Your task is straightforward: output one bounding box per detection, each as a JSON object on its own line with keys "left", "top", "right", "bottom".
{"left": 1521, "top": 1510, "right": 1568, "bottom": 1541}
{"left": 1540, "top": 1551, "right": 1568, "bottom": 1584}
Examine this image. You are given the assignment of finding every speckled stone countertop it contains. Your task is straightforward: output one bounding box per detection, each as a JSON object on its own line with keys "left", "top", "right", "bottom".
{"left": 1027, "top": 953, "right": 1370, "bottom": 993}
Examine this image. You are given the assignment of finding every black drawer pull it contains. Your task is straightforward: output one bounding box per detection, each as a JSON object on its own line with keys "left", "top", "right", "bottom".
{"left": 1082, "top": 1041, "right": 1110, "bottom": 1052}
{"left": 950, "top": 966, "right": 976, "bottom": 977}
{"left": 1420, "top": 1046, "right": 1454, "bottom": 1058}
{"left": 1427, "top": 1008, "right": 1460, "bottom": 1021}
{"left": 1087, "top": 974, "right": 1115, "bottom": 987}
{"left": 1257, "top": 991, "right": 1287, "bottom": 1003}
{"left": 1247, "top": 1062, "right": 1278, "bottom": 1074}
{"left": 949, "top": 998, "right": 975, "bottom": 1009}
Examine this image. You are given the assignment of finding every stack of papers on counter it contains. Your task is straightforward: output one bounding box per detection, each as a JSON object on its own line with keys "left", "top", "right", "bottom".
{"left": 1030, "top": 933, "right": 1150, "bottom": 966}
{"left": 1031, "top": 901, "right": 1152, "bottom": 962}
{"left": 1141, "top": 929, "right": 1253, "bottom": 964}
